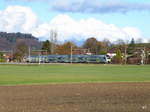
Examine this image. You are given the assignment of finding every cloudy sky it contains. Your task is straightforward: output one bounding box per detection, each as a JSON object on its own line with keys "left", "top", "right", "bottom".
{"left": 0, "top": 0, "right": 150, "bottom": 43}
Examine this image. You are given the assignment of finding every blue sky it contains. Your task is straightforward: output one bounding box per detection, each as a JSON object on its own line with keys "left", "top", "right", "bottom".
{"left": 0, "top": 0, "right": 150, "bottom": 42}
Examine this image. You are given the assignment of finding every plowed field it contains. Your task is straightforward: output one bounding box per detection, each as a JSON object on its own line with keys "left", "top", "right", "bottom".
{"left": 0, "top": 82, "right": 150, "bottom": 112}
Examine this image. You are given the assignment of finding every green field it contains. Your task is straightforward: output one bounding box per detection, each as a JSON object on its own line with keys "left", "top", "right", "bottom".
{"left": 0, "top": 64, "right": 150, "bottom": 85}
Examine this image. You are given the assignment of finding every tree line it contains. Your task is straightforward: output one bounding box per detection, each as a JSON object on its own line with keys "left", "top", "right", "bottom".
{"left": 41, "top": 37, "right": 150, "bottom": 64}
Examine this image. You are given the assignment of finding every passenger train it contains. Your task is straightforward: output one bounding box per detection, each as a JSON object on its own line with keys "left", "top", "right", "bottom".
{"left": 26, "top": 55, "right": 111, "bottom": 63}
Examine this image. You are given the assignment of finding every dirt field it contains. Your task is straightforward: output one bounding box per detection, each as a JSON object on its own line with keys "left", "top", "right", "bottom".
{"left": 0, "top": 83, "right": 150, "bottom": 112}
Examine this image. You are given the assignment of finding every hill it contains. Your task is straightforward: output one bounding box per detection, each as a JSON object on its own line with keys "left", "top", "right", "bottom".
{"left": 0, "top": 32, "right": 41, "bottom": 51}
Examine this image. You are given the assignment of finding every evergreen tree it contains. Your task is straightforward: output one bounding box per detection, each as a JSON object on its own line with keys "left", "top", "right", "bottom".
{"left": 42, "top": 40, "right": 52, "bottom": 54}
{"left": 127, "top": 38, "right": 135, "bottom": 54}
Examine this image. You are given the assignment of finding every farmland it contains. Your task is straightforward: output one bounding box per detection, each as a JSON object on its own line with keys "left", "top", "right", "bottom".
{"left": 0, "top": 83, "right": 150, "bottom": 112}
{"left": 0, "top": 64, "right": 150, "bottom": 112}
{"left": 0, "top": 64, "right": 150, "bottom": 85}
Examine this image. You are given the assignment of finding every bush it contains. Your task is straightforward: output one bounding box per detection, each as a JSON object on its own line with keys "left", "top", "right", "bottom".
{"left": 112, "top": 49, "right": 123, "bottom": 64}
{"left": 0, "top": 52, "right": 6, "bottom": 62}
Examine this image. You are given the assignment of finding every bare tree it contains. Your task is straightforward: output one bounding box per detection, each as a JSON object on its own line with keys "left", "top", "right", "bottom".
{"left": 50, "top": 29, "right": 58, "bottom": 54}
{"left": 100, "top": 39, "right": 111, "bottom": 54}
{"left": 115, "top": 39, "right": 129, "bottom": 64}
{"left": 13, "top": 39, "right": 28, "bottom": 62}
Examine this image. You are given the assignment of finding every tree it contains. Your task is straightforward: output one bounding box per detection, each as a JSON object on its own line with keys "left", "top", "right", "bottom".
{"left": 83, "top": 37, "right": 99, "bottom": 54}
{"left": 115, "top": 39, "right": 125, "bottom": 50}
{"left": 127, "top": 38, "right": 135, "bottom": 54}
{"left": 0, "top": 52, "right": 5, "bottom": 62}
{"left": 115, "top": 39, "right": 128, "bottom": 64}
{"left": 56, "top": 41, "right": 77, "bottom": 55}
{"left": 50, "top": 30, "right": 57, "bottom": 54}
{"left": 97, "top": 42, "right": 105, "bottom": 54}
{"left": 42, "top": 40, "right": 52, "bottom": 54}
{"left": 13, "top": 40, "right": 28, "bottom": 62}
{"left": 99, "top": 39, "right": 111, "bottom": 55}
{"left": 112, "top": 49, "right": 123, "bottom": 64}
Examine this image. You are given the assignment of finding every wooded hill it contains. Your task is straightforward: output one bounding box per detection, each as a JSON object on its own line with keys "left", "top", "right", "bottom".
{"left": 0, "top": 32, "right": 41, "bottom": 51}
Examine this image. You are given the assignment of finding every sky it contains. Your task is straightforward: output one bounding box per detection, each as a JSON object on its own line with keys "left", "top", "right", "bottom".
{"left": 0, "top": 0, "right": 150, "bottom": 43}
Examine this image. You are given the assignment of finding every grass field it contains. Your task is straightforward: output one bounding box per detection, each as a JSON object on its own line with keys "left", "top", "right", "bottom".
{"left": 0, "top": 64, "right": 150, "bottom": 85}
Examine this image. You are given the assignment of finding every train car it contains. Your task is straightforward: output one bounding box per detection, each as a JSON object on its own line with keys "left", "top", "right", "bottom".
{"left": 56, "top": 55, "right": 70, "bottom": 63}
{"left": 70, "top": 55, "right": 88, "bottom": 63}
{"left": 26, "top": 55, "right": 110, "bottom": 63}
{"left": 47, "top": 55, "right": 58, "bottom": 63}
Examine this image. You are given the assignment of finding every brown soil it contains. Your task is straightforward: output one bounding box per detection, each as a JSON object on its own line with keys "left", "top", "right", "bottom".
{"left": 0, "top": 83, "right": 150, "bottom": 112}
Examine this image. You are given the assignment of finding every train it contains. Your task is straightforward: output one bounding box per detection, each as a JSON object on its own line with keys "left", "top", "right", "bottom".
{"left": 26, "top": 55, "right": 111, "bottom": 64}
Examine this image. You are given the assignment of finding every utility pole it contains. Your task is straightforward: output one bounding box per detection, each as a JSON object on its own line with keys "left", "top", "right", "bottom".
{"left": 32, "top": 50, "right": 48, "bottom": 64}
{"left": 141, "top": 47, "right": 145, "bottom": 65}
{"left": 38, "top": 51, "right": 41, "bottom": 65}
{"left": 28, "top": 46, "right": 31, "bottom": 63}
{"left": 124, "top": 45, "right": 127, "bottom": 65}
{"left": 70, "top": 45, "right": 73, "bottom": 64}
{"left": 144, "top": 47, "right": 146, "bottom": 64}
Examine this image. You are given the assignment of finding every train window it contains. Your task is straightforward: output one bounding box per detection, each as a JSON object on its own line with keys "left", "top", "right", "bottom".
{"left": 103, "top": 57, "right": 106, "bottom": 60}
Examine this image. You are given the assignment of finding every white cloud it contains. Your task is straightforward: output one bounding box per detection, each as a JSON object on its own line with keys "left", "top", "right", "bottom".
{"left": 123, "top": 27, "right": 142, "bottom": 38}
{"left": 0, "top": 6, "right": 146, "bottom": 43}
{"left": 32, "top": 14, "right": 144, "bottom": 42}
{"left": 0, "top": 5, "right": 38, "bottom": 33}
